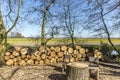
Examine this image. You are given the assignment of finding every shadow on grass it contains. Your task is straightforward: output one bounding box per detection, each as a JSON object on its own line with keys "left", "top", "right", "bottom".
{"left": 48, "top": 74, "right": 66, "bottom": 80}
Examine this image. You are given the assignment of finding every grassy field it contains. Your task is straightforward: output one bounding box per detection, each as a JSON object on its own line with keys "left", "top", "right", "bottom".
{"left": 7, "top": 38, "right": 120, "bottom": 46}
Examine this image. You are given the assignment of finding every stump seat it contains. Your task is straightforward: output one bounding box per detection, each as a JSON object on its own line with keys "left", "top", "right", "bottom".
{"left": 89, "top": 57, "right": 99, "bottom": 80}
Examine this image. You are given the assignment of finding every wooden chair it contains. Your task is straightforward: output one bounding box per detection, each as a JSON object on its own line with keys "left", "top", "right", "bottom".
{"left": 89, "top": 57, "right": 99, "bottom": 80}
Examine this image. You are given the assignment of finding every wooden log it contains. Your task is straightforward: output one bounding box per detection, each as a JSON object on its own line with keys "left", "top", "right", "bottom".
{"left": 14, "top": 46, "right": 21, "bottom": 52}
{"left": 79, "top": 48, "right": 86, "bottom": 54}
{"left": 77, "top": 53, "right": 82, "bottom": 60}
{"left": 19, "top": 60, "right": 26, "bottom": 66}
{"left": 13, "top": 58, "right": 19, "bottom": 63}
{"left": 68, "top": 47, "right": 73, "bottom": 54}
{"left": 50, "top": 58, "right": 56, "bottom": 63}
{"left": 39, "top": 60, "right": 44, "bottom": 64}
{"left": 57, "top": 57, "right": 63, "bottom": 62}
{"left": 57, "top": 52, "right": 64, "bottom": 57}
{"left": 46, "top": 47, "right": 51, "bottom": 55}
{"left": 45, "top": 59, "right": 50, "bottom": 64}
{"left": 66, "top": 62, "right": 89, "bottom": 80}
{"left": 41, "top": 54, "right": 47, "bottom": 60}
{"left": 6, "top": 59, "right": 14, "bottom": 66}
{"left": 39, "top": 46, "right": 46, "bottom": 53}
{"left": 73, "top": 50, "right": 79, "bottom": 54}
{"left": 69, "top": 58, "right": 75, "bottom": 63}
{"left": 35, "top": 60, "right": 39, "bottom": 65}
{"left": 26, "top": 55, "right": 31, "bottom": 59}
{"left": 50, "top": 51, "right": 56, "bottom": 58}
{"left": 31, "top": 54, "right": 36, "bottom": 60}
{"left": 36, "top": 55, "right": 41, "bottom": 60}
{"left": 20, "top": 48, "right": 28, "bottom": 55}
{"left": 4, "top": 55, "right": 10, "bottom": 61}
{"left": 21, "top": 54, "right": 26, "bottom": 59}
{"left": 27, "top": 59, "right": 34, "bottom": 65}
{"left": 94, "top": 50, "right": 102, "bottom": 59}
{"left": 34, "top": 51, "right": 41, "bottom": 56}
{"left": 10, "top": 55, "right": 14, "bottom": 59}
{"left": 50, "top": 46, "right": 55, "bottom": 51}
{"left": 61, "top": 46, "right": 67, "bottom": 51}
{"left": 12, "top": 51, "right": 20, "bottom": 57}
{"left": 64, "top": 58, "right": 69, "bottom": 63}
{"left": 55, "top": 47, "right": 61, "bottom": 52}
{"left": 5, "top": 52, "right": 11, "bottom": 56}
{"left": 75, "top": 45, "right": 81, "bottom": 50}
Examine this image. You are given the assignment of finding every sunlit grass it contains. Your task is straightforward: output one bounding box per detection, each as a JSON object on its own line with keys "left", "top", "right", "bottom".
{"left": 7, "top": 38, "right": 120, "bottom": 44}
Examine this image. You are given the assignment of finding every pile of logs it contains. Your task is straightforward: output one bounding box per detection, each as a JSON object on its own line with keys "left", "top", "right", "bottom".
{"left": 4, "top": 45, "right": 102, "bottom": 66}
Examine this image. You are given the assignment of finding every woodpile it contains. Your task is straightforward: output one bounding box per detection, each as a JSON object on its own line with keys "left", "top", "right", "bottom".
{"left": 4, "top": 45, "right": 102, "bottom": 66}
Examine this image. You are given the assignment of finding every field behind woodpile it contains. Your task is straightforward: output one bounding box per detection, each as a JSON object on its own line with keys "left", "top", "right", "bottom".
{"left": 7, "top": 38, "right": 120, "bottom": 46}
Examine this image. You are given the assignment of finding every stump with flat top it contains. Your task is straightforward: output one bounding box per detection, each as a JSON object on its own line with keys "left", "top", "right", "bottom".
{"left": 66, "top": 62, "right": 89, "bottom": 80}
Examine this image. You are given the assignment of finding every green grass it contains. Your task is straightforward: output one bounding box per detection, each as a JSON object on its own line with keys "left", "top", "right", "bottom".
{"left": 7, "top": 38, "right": 120, "bottom": 44}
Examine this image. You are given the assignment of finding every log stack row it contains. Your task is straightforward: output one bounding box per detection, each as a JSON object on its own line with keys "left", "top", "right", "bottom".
{"left": 4, "top": 45, "right": 102, "bottom": 66}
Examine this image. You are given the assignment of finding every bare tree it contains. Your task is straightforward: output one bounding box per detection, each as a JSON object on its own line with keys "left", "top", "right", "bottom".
{"left": 58, "top": 0, "right": 83, "bottom": 47}
{"left": 0, "top": 0, "right": 22, "bottom": 63}
{"left": 27, "top": 0, "right": 56, "bottom": 46}
{"left": 84, "top": 0, "right": 120, "bottom": 54}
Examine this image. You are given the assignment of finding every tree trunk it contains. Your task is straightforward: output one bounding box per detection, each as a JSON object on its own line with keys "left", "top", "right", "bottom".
{"left": 0, "top": 11, "right": 7, "bottom": 64}
{"left": 66, "top": 62, "right": 89, "bottom": 80}
{"left": 41, "top": 12, "right": 46, "bottom": 45}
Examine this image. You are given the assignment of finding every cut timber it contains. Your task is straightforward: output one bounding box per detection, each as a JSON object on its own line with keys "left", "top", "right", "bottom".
{"left": 19, "top": 60, "right": 26, "bottom": 66}
{"left": 94, "top": 51, "right": 102, "bottom": 59}
{"left": 27, "top": 59, "right": 34, "bottom": 65}
{"left": 12, "top": 51, "right": 20, "bottom": 57}
{"left": 66, "top": 62, "right": 89, "bottom": 80}
{"left": 50, "top": 51, "right": 56, "bottom": 57}
{"left": 57, "top": 52, "right": 64, "bottom": 57}
{"left": 50, "top": 58, "right": 56, "bottom": 63}
{"left": 55, "top": 47, "right": 61, "bottom": 52}
{"left": 21, "top": 48, "right": 28, "bottom": 55}
{"left": 14, "top": 46, "right": 21, "bottom": 52}
{"left": 41, "top": 54, "right": 47, "bottom": 60}
{"left": 61, "top": 46, "right": 67, "bottom": 51}
{"left": 39, "top": 46, "right": 46, "bottom": 53}
{"left": 68, "top": 48, "right": 73, "bottom": 54}
{"left": 4, "top": 56, "right": 10, "bottom": 61}
{"left": 34, "top": 51, "right": 41, "bottom": 56}
{"left": 79, "top": 48, "right": 86, "bottom": 54}
{"left": 50, "top": 46, "right": 55, "bottom": 51}
{"left": 5, "top": 52, "right": 11, "bottom": 56}
{"left": 75, "top": 45, "right": 81, "bottom": 50}
{"left": 45, "top": 59, "right": 50, "bottom": 64}
{"left": 6, "top": 59, "right": 14, "bottom": 66}
{"left": 39, "top": 60, "right": 44, "bottom": 64}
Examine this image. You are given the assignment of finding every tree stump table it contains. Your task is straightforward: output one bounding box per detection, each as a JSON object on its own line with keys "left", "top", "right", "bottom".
{"left": 66, "top": 62, "right": 89, "bottom": 80}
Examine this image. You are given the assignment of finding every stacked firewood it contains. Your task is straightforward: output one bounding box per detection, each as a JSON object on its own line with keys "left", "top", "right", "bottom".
{"left": 4, "top": 45, "right": 102, "bottom": 66}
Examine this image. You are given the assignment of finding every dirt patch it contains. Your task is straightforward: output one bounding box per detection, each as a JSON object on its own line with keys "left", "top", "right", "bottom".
{"left": 0, "top": 63, "right": 120, "bottom": 80}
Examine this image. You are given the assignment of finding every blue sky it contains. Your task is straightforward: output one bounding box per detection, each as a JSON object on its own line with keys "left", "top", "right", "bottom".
{"left": 1, "top": 0, "right": 120, "bottom": 38}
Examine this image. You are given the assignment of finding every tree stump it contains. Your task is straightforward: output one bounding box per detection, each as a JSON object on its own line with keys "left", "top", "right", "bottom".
{"left": 66, "top": 62, "right": 89, "bottom": 80}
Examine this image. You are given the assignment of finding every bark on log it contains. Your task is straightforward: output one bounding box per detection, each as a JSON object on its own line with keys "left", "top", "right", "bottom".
{"left": 66, "top": 62, "right": 89, "bottom": 80}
